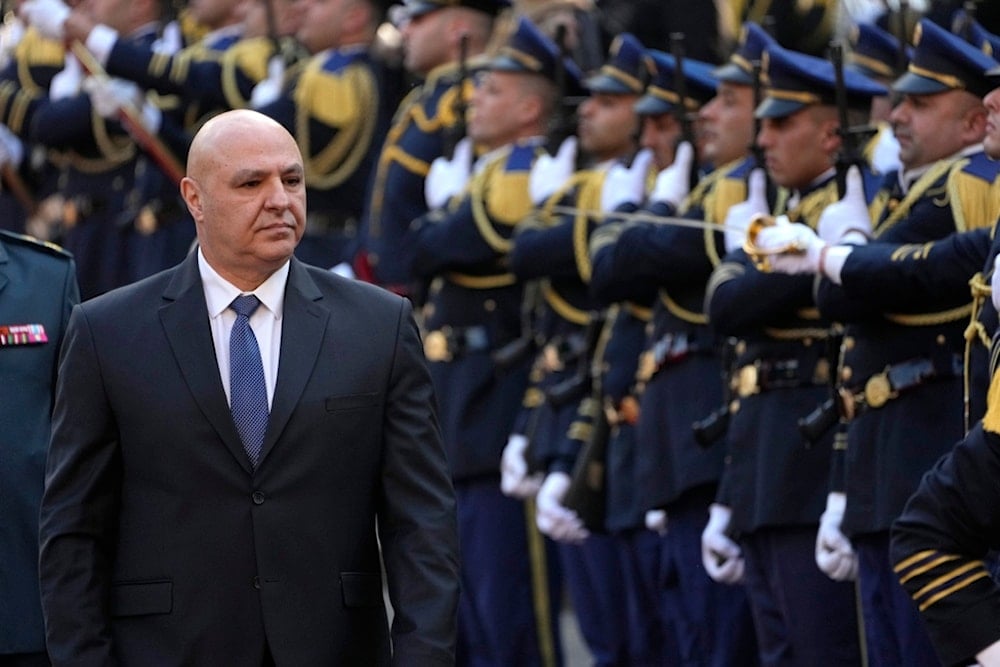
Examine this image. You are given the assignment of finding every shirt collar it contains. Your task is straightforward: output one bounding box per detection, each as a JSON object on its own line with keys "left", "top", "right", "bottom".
{"left": 198, "top": 249, "right": 290, "bottom": 320}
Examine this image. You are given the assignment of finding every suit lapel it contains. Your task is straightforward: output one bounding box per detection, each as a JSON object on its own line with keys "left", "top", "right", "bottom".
{"left": 259, "top": 259, "right": 328, "bottom": 466}
{"left": 159, "top": 253, "right": 253, "bottom": 474}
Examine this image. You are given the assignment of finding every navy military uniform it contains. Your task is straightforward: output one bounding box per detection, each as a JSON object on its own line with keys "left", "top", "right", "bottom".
{"left": 891, "top": 372, "right": 1000, "bottom": 667}
{"left": 590, "top": 39, "right": 761, "bottom": 667}
{"left": 816, "top": 21, "right": 1000, "bottom": 666}
{"left": 258, "top": 43, "right": 395, "bottom": 269}
{"left": 409, "top": 17, "right": 570, "bottom": 666}
{"left": 0, "top": 231, "right": 78, "bottom": 664}
{"left": 509, "top": 33, "right": 656, "bottom": 667}
{"left": 363, "top": 0, "right": 508, "bottom": 295}
{"left": 24, "top": 25, "right": 160, "bottom": 299}
{"left": 706, "top": 44, "right": 886, "bottom": 666}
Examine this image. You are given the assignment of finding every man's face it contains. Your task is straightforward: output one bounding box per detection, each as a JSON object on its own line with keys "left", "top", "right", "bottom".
{"left": 757, "top": 106, "right": 839, "bottom": 190}
{"left": 400, "top": 8, "right": 451, "bottom": 77}
{"left": 80, "top": 0, "right": 131, "bottom": 30}
{"left": 468, "top": 71, "right": 535, "bottom": 150}
{"left": 639, "top": 113, "right": 682, "bottom": 170}
{"left": 577, "top": 92, "right": 639, "bottom": 162}
{"left": 890, "top": 90, "right": 985, "bottom": 171}
{"left": 297, "top": 0, "right": 356, "bottom": 53}
{"left": 188, "top": 0, "right": 243, "bottom": 29}
{"left": 243, "top": 0, "right": 306, "bottom": 38}
{"left": 183, "top": 121, "right": 306, "bottom": 282}
{"left": 985, "top": 86, "right": 1000, "bottom": 160}
{"left": 699, "top": 81, "right": 754, "bottom": 167}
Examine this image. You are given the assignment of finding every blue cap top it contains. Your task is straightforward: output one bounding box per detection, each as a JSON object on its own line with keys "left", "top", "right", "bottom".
{"left": 394, "top": 0, "right": 509, "bottom": 21}
{"left": 584, "top": 33, "right": 647, "bottom": 95}
{"left": 488, "top": 16, "right": 584, "bottom": 90}
{"left": 635, "top": 50, "right": 718, "bottom": 115}
{"left": 712, "top": 22, "right": 777, "bottom": 85}
{"left": 848, "top": 22, "right": 906, "bottom": 80}
{"left": 755, "top": 43, "right": 888, "bottom": 119}
{"left": 893, "top": 18, "right": 1000, "bottom": 99}
{"left": 962, "top": 13, "right": 1000, "bottom": 60}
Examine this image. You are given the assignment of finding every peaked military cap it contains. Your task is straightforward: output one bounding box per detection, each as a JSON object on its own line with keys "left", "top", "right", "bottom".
{"left": 755, "top": 43, "right": 887, "bottom": 119}
{"left": 893, "top": 18, "right": 1000, "bottom": 99}
{"left": 488, "top": 16, "right": 583, "bottom": 90}
{"left": 712, "top": 22, "right": 776, "bottom": 86}
{"left": 848, "top": 22, "right": 906, "bottom": 80}
{"left": 635, "top": 50, "right": 718, "bottom": 115}
{"left": 584, "top": 33, "right": 647, "bottom": 95}
{"left": 962, "top": 13, "right": 1000, "bottom": 60}
{"left": 393, "top": 0, "right": 509, "bottom": 21}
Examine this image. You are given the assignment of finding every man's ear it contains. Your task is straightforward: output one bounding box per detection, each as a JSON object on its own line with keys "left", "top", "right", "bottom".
{"left": 180, "top": 177, "right": 203, "bottom": 222}
{"left": 819, "top": 118, "right": 842, "bottom": 156}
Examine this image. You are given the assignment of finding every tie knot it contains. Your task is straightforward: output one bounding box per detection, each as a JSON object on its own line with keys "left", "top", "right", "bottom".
{"left": 231, "top": 294, "right": 261, "bottom": 319}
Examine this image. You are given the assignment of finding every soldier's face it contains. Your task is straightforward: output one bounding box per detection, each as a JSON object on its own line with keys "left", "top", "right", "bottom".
{"left": 468, "top": 71, "right": 537, "bottom": 150}
{"left": 577, "top": 93, "right": 639, "bottom": 162}
{"left": 699, "top": 82, "right": 754, "bottom": 167}
{"left": 244, "top": 0, "right": 306, "bottom": 38}
{"left": 890, "top": 90, "right": 986, "bottom": 171}
{"left": 400, "top": 8, "right": 450, "bottom": 76}
{"left": 189, "top": 0, "right": 243, "bottom": 29}
{"left": 757, "top": 106, "right": 839, "bottom": 190}
{"left": 639, "top": 113, "right": 681, "bottom": 170}
{"left": 986, "top": 86, "right": 1000, "bottom": 160}
{"left": 297, "top": 0, "right": 362, "bottom": 53}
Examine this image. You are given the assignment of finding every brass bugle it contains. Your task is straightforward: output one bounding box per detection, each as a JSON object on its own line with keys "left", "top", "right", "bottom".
{"left": 742, "top": 213, "right": 806, "bottom": 272}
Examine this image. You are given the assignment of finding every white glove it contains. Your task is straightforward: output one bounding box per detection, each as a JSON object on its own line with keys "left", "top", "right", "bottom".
{"left": 50, "top": 54, "right": 83, "bottom": 101}
{"left": 815, "top": 492, "right": 858, "bottom": 581}
{"left": 530, "top": 136, "right": 576, "bottom": 205}
{"left": 753, "top": 216, "right": 826, "bottom": 275}
{"left": 0, "top": 124, "right": 24, "bottom": 169}
{"left": 19, "top": 0, "right": 70, "bottom": 41}
{"left": 250, "top": 55, "right": 285, "bottom": 109}
{"left": 817, "top": 166, "right": 871, "bottom": 244}
{"left": 723, "top": 168, "right": 768, "bottom": 253}
{"left": 0, "top": 17, "right": 26, "bottom": 69}
{"left": 500, "top": 434, "right": 544, "bottom": 499}
{"left": 650, "top": 140, "right": 694, "bottom": 208}
{"left": 870, "top": 128, "right": 901, "bottom": 175}
{"left": 977, "top": 639, "right": 1000, "bottom": 667}
{"left": 600, "top": 148, "right": 653, "bottom": 212}
{"left": 993, "top": 255, "right": 1000, "bottom": 313}
{"left": 424, "top": 136, "right": 473, "bottom": 209}
{"left": 82, "top": 76, "right": 142, "bottom": 119}
{"left": 701, "top": 503, "right": 745, "bottom": 584}
{"left": 152, "top": 21, "right": 183, "bottom": 56}
{"left": 536, "top": 471, "right": 589, "bottom": 544}
{"left": 644, "top": 509, "right": 668, "bottom": 536}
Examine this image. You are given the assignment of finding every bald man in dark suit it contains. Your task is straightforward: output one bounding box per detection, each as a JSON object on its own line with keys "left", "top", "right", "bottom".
{"left": 39, "top": 109, "right": 459, "bottom": 666}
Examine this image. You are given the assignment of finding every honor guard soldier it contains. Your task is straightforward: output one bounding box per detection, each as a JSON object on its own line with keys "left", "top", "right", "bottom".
{"left": 847, "top": 21, "right": 904, "bottom": 177}
{"left": 16, "top": 0, "right": 169, "bottom": 298}
{"left": 0, "top": 22, "right": 65, "bottom": 236}
{"left": 0, "top": 230, "right": 79, "bottom": 666}
{"left": 592, "top": 28, "right": 776, "bottom": 666}
{"left": 705, "top": 42, "right": 887, "bottom": 666}
{"left": 503, "top": 32, "right": 653, "bottom": 667}
{"left": 251, "top": 0, "right": 396, "bottom": 271}
{"left": 407, "top": 15, "right": 569, "bottom": 666}
{"left": 754, "top": 19, "right": 1000, "bottom": 666}
{"left": 891, "top": 83, "right": 1000, "bottom": 665}
{"left": 362, "top": 0, "right": 508, "bottom": 296}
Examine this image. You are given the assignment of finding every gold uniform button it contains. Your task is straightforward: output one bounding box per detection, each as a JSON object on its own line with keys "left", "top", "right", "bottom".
{"left": 936, "top": 334, "right": 945, "bottom": 346}
{"left": 735, "top": 340, "right": 747, "bottom": 355}
{"left": 729, "top": 399, "right": 740, "bottom": 414}
{"left": 864, "top": 373, "right": 893, "bottom": 409}
{"left": 483, "top": 299, "right": 496, "bottom": 312}
{"left": 736, "top": 365, "right": 759, "bottom": 398}
{"left": 841, "top": 366, "right": 853, "bottom": 383}
{"left": 423, "top": 330, "right": 451, "bottom": 362}
{"left": 842, "top": 336, "right": 855, "bottom": 351}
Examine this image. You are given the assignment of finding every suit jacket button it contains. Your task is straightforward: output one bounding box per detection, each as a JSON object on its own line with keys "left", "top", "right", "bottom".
{"left": 251, "top": 490, "right": 266, "bottom": 505}
{"left": 253, "top": 576, "right": 261, "bottom": 590}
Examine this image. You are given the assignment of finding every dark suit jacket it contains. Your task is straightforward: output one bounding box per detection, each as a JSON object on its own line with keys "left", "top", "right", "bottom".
{"left": 39, "top": 253, "right": 459, "bottom": 666}
{"left": 0, "top": 231, "right": 78, "bottom": 654}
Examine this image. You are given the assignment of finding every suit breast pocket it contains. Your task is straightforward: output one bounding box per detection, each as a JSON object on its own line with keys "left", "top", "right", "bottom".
{"left": 110, "top": 579, "right": 173, "bottom": 617}
{"left": 325, "top": 392, "right": 381, "bottom": 412}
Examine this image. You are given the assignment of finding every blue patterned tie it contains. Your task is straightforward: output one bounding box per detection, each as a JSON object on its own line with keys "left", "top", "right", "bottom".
{"left": 229, "top": 294, "right": 268, "bottom": 467}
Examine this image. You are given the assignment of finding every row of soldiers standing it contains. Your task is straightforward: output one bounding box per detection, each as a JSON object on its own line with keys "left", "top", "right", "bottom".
{"left": 390, "top": 2, "right": 1000, "bottom": 666}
